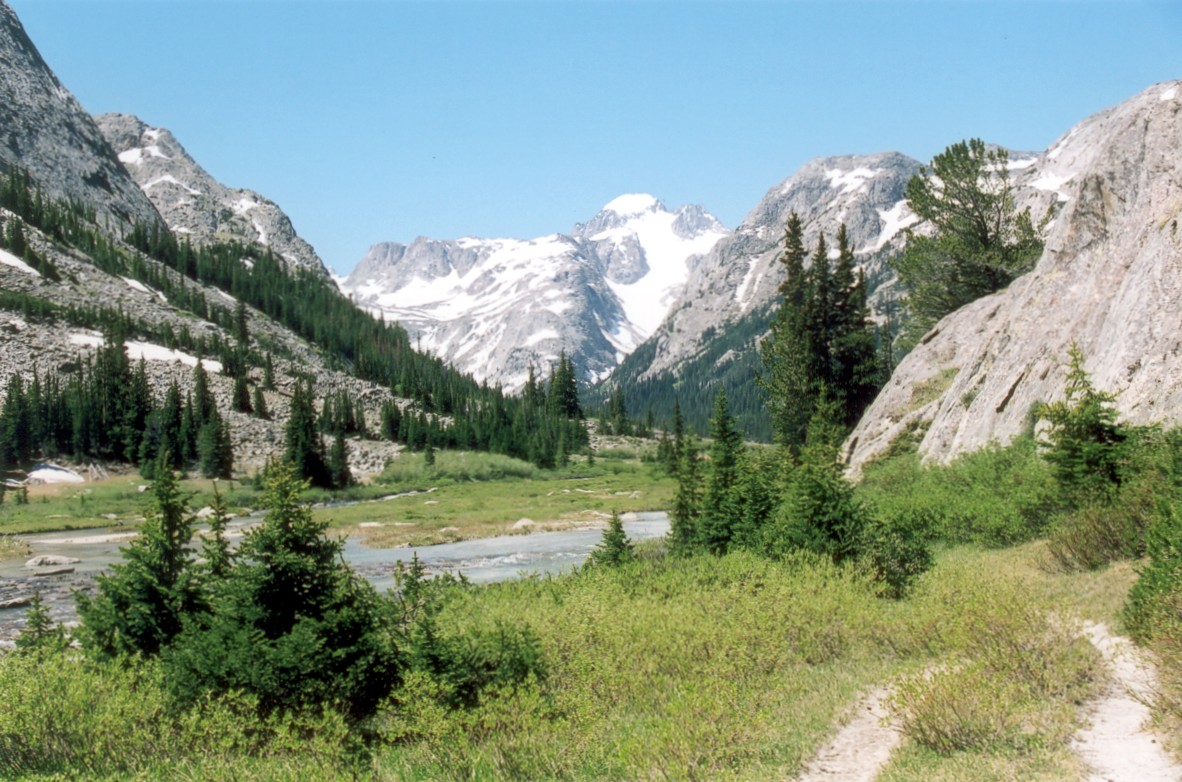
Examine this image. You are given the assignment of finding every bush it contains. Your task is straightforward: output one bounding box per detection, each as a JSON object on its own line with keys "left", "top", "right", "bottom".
{"left": 860, "top": 508, "right": 935, "bottom": 598}
{"left": 858, "top": 437, "right": 1061, "bottom": 547}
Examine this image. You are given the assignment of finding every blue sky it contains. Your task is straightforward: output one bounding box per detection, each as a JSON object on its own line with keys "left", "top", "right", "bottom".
{"left": 10, "top": 0, "right": 1182, "bottom": 275}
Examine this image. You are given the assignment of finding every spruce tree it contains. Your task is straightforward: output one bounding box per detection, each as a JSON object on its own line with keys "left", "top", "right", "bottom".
{"left": 669, "top": 437, "right": 702, "bottom": 555}
{"left": 699, "top": 389, "right": 744, "bottom": 555}
{"left": 284, "top": 379, "right": 330, "bottom": 488}
{"left": 589, "top": 510, "right": 635, "bottom": 567}
{"left": 78, "top": 454, "right": 196, "bottom": 659}
{"left": 251, "top": 385, "right": 269, "bottom": 420}
{"left": 759, "top": 214, "right": 816, "bottom": 448}
{"left": 328, "top": 430, "right": 353, "bottom": 489}
{"left": 15, "top": 591, "right": 67, "bottom": 655}
{"left": 162, "top": 460, "right": 399, "bottom": 720}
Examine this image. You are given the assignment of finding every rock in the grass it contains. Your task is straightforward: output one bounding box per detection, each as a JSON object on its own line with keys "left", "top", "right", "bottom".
{"left": 25, "top": 555, "right": 80, "bottom": 568}
{"left": 512, "top": 518, "right": 535, "bottom": 530}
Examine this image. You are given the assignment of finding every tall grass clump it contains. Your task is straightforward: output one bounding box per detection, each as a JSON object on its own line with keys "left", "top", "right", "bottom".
{"left": 377, "top": 451, "right": 540, "bottom": 487}
{"left": 890, "top": 569, "right": 1103, "bottom": 755}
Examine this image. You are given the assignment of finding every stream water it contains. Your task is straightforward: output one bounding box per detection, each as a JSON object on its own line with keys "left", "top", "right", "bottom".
{"left": 0, "top": 511, "right": 669, "bottom": 641}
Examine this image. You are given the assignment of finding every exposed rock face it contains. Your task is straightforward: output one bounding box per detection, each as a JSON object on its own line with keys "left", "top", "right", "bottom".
{"left": 342, "top": 195, "right": 729, "bottom": 390}
{"left": 615, "top": 153, "right": 921, "bottom": 382}
{"left": 95, "top": 113, "right": 329, "bottom": 277}
{"left": 845, "top": 81, "right": 1182, "bottom": 472}
{"left": 0, "top": 1, "right": 160, "bottom": 228}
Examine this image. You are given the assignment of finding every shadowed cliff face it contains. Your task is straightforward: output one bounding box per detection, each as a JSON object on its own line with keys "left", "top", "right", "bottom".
{"left": 0, "top": 1, "right": 160, "bottom": 229}
{"left": 846, "top": 81, "right": 1182, "bottom": 474}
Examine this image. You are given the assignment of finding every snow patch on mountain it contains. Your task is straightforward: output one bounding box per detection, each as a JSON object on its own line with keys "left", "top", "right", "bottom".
{"left": 0, "top": 248, "right": 39, "bottom": 277}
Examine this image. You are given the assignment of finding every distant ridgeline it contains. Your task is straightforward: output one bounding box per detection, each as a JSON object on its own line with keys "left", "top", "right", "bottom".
{"left": 0, "top": 168, "right": 588, "bottom": 478}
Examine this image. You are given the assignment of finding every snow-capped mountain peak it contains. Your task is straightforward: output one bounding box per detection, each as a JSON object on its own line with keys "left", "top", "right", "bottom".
{"left": 602, "top": 192, "right": 662, "bottom": 217}
{"left": 343, "top": 196, "right": 730, "bottom": 390}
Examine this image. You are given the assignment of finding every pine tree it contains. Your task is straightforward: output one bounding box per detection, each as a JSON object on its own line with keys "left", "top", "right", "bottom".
{"left": 284, "top": 379, "right": 330, "bottom": 488}
{"left": 78, "top": 454, "right": 197, "bottom": 659}
{"left": 328, "top": 430, "right": 353, "bottom": 489}
{"left": 759, "top": 214, "right": 816, "bottom": 447}
{"left": 588, "top": 510, "right": 635, "bottom": 567}
{"left": 893, "top": 139, "right": 1044, "bottom": 350}
{"left": 251, "top": 385, "right": 269, "bottom": 420}
{"left": 669, "top": 437, "right": 702, "bottom": 555}
{"left": 1039, "top": 344, "right": 1129, "bottom": 503}
{"left": 232, "top": 374, "right": 252, "bottom": 414}
{"left": 15, "top": 591, "right": 68, "bottom": 655}
{"left": 162, "top": 460, "right": 399, "bottom": 720}
{"left": 829, "top": 224, "right": 881, "bottom": 427}
{"left": 699, "top": 389, "right": 744, "bottom": 555}
{"left": 197, "top": 408, "right": 233, "bottom": 480}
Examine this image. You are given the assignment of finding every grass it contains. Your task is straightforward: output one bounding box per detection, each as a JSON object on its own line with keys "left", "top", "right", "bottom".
{"left": 0, "top": 451, "right": 676, "bottom": 552}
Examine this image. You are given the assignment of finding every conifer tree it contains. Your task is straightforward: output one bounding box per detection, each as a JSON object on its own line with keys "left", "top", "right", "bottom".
{"left": 284, "top": 379, "right": 330, "bottom": 488}
{"left": 232, "top": 373, "right": 252, "bottom": 414}
{"left": 328, "top": 430, "right": 353, "bottom": 489}
{"left": 15, "top": 591, "right": 67, "bottom": 655}
{"left": 759, "top": 214, "right": 815, "bottom": 447}
{"left": 669, "top": 437, "right": 702, "bottom": 555}
{"left": 589, "top": 510, "right": 635, "bottom": 567}
{"left": 251, "top": 385, "right": 269, "bottom": 420}
{"left": 699, "top": 389, "right": 744, "bottom": 555}
{"left": 162, "top": 460, "right": 399, "bottom": 720}
{"left": 78, "top": 454, "right": 196, "bottom": 659}
{"left": 893, "top": 139, "right": 1043, "bottom": 350}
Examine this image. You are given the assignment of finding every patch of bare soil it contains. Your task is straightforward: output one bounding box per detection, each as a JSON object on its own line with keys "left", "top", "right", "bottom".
{"left": 1073, "top": 621, "right": 1182, "bottom": 782}
{"left": 797, "top": 686, "right": 900, "bottom": 782}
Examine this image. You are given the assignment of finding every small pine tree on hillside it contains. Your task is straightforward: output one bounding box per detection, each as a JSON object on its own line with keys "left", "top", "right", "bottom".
{"left": 1039, "top": 344, "right": 1131, "bottom": 503}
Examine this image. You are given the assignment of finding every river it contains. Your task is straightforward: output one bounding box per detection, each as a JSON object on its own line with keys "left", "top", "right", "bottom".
{"left": 0, "top": 511, "right": 669, "bottom": 641}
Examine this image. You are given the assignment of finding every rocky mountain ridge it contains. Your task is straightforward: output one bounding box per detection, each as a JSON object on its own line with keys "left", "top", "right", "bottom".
{"left": 845, "top": 80, "right": 1182, "bottom": 472}
{"left": 631, "top": 152, "right": 923, "bottom": 383}
{"left": 342, "top": 195, "right": 729, "bottom": 391}
{"left": 95, "top": 113, "right": 329, "bottom": 277}
{"left": 0, "top": 1, "right": 160, "bottom": 229}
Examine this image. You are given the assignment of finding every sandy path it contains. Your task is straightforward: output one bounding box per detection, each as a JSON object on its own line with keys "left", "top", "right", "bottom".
{"left": 1073, "top": 621, "right": 1182, "bottom": 782}
{"left": 796, "top": 686, "right": 900, "bottom": 782}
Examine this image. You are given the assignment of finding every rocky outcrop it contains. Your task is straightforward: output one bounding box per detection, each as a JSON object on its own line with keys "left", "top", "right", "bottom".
{"left": 845, "top": 81, "right": 1182, "bottom": 473}
{"left": 95, "top": 113, "right": 329, "bottom": 277}
{"left": 0, "top": 1, "right": 160, "bottom": 229}
{"left": 343, "top": 195, "right": 729, "bottom": 390}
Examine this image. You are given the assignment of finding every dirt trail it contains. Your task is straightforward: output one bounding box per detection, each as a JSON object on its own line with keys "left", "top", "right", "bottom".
{"left": 796, "top": 686, "right": 900, "bottom": 782}
{"left": 1073, "top": 621, "right": 1182, "bottom": 782}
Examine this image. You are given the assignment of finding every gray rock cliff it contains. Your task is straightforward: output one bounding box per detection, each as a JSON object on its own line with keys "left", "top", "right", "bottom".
{"left": 0, "top": 1, "right": 160, "bottom": 228}
{"left": 845, "top": 81, "right": 1182, "bottom": 472}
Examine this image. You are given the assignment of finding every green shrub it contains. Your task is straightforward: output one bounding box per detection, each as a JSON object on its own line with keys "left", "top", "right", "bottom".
{"left": 858, "top": 437, "right": 1060, "bottom": 547}
{"left": 763, "top": 447, "right": 869, "bottom": 563}
{"left": 861, "top": 508, "right": 935, "bottom": 598}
